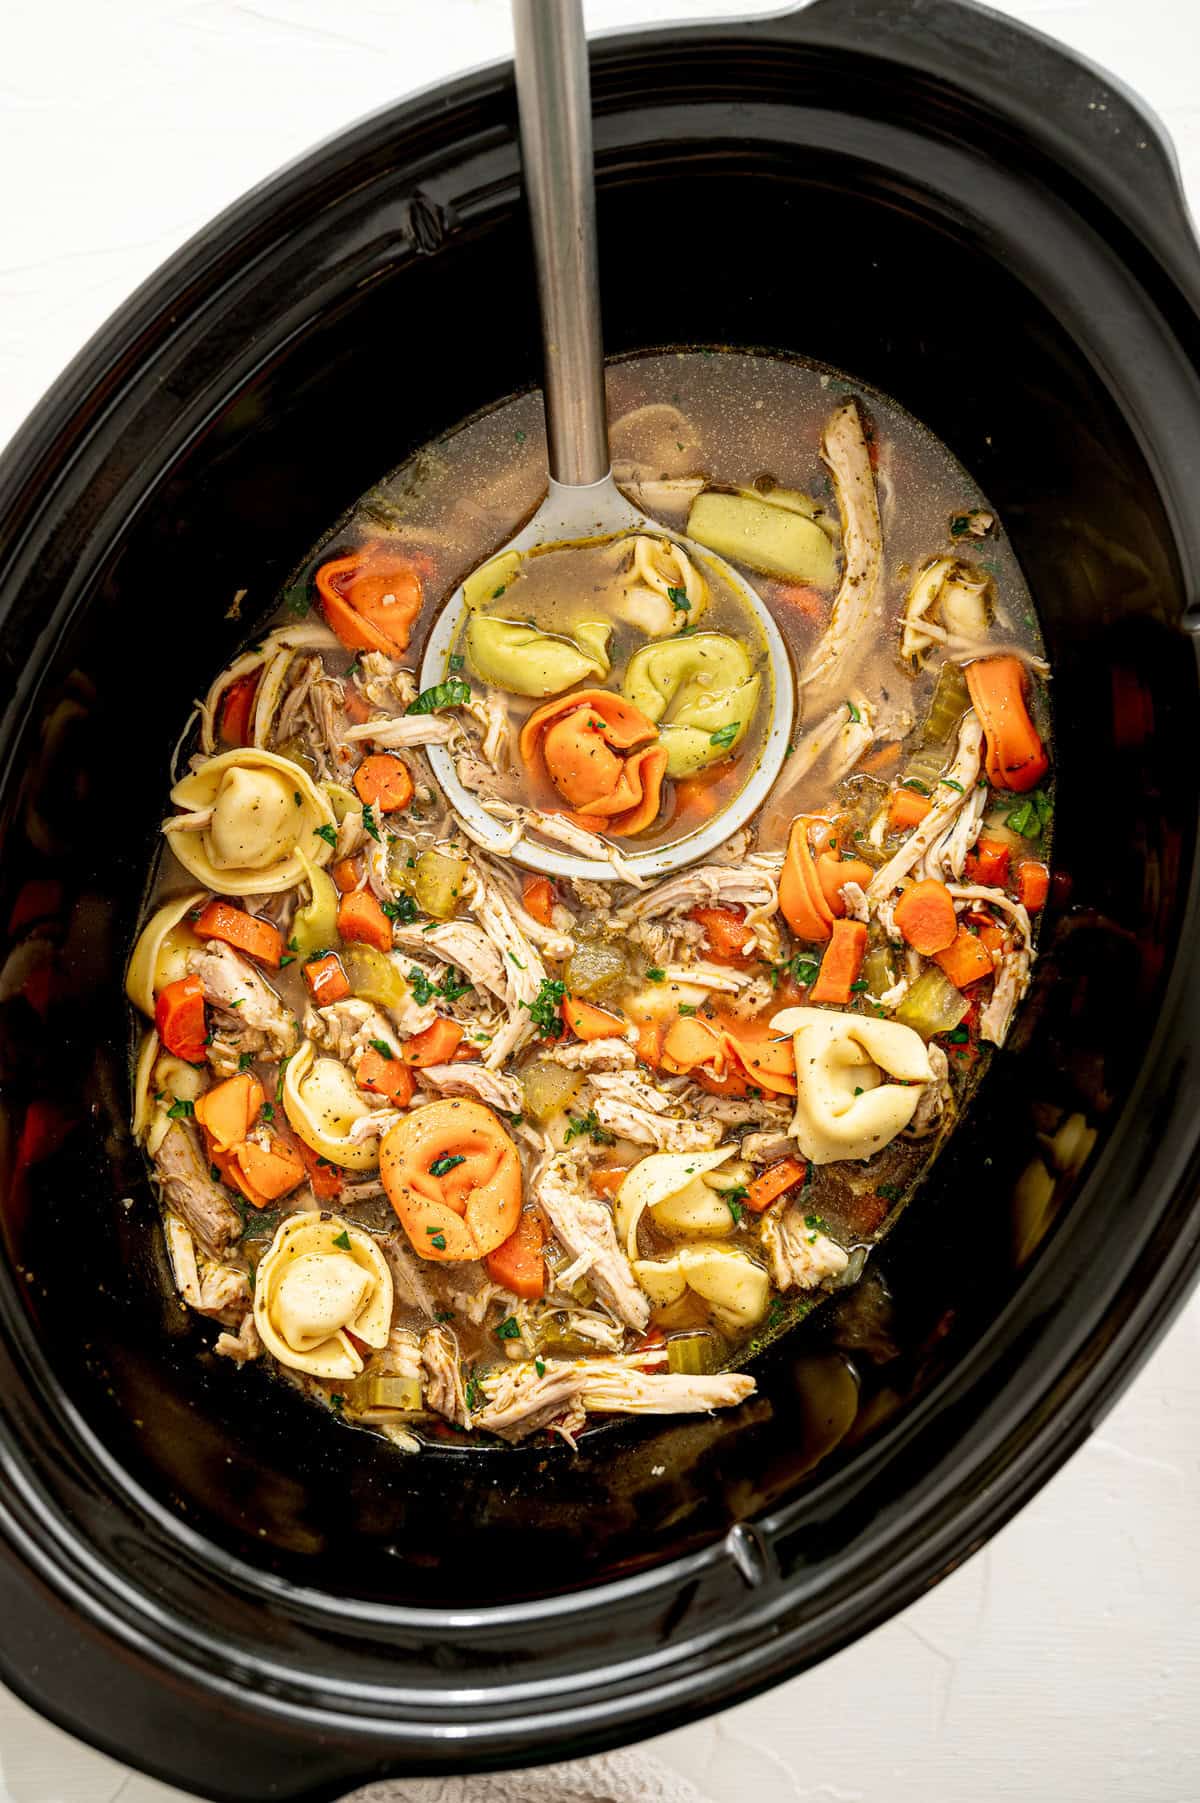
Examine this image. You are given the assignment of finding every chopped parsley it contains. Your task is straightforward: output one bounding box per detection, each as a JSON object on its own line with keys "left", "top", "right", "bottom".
{"left": 940, "top": 777, "right": 965, "bottom": 793}
{"left": 726, "top": 1197, "right": 745, "bottom": 1226}
{"left": 535, "top": 1358, "right": 546, "bottom": 1378}
{"left": 1004, "top": 788, "right": 1053, "bottom": 839}
{"left": 381, "top": 894, "right": 419, "bottom": 924}
{"left": 313, "top": 823, "right": 338, "bottom": 847}
{"left": 437, "top": 967, "right": 472, "bottom": 1004}
{"left": 407, "top": 967, "right": 437, "bottom": 1006}
{"left": 943, "top": 1024, "right": 970, "bottom": 1045}
{"left": 368, "top": 1038, "right": 395, "bottom": 1060}
{"left": 406, "top": 677, "right": 471, "bottom": 715}
{"left": 210, "top": 1164, "right": 222, "bottom": 1184}
{"left": 282, "top": 581, "right": 310, "bottom": 617}
{"left": 564, "top": 1109, "right": 617, "bottom": 1147}
{"left": 430, "top": 1153, "right": 466, "bottom": 1177}
{"left": 521, "top": 976, "right": 567, "bottom": 1037}
{"left": 361, "top": 803, "right": 381, "bottom": 843}
{"left": 668, "top": 585, "right": 691, "bottom": 612}
{"left": 785, "top": 953, "right": 820, "bottom": 987}
{"left": 645, "top": 966, "right": 666, "bottom": 984}
{"left": 709, "top": 721, "right": 740, "bottom": 750}
{"left": 434, "top": 1308, "right": 456, "bottom": 1322}
{"left": 429, "top": 1232, "right": 447, "bottom": 1251}
{"left": 876, "top": 1181, "right": 902, "bottom": 1202}
{"left": 677, "top": 1002, "right": 697, "bottom": 1016}
{"left": 846, "top": 699, "right": 861, "bottom": 724}
{"left": 166, "top": 1096, "right": 194, "bottom": 1120}
{"left": 495, "top": 1315, "right": 522, "bottom": 1341}
{"left": 508, "top": 950, "right": 526, "bottom": 970}
{"left": 850, "top": 978, "right": 869, "bottom": 993}
{"left": 332, "top": 1230, "right": 352, "bottom": 1251}
{"left": 464, "top": 1372, "right": 482, "bottom": 1412}
{"left": 237, "top": 1051, "right": 256, "bottom": 1072}
{"left": 448, "top": 654, "right": 465, "bottom": 672}
{"left": 900, "top": 778, "right": 930, "bottom": 797}
{"left": 261, "top": 1102, "right": 275, "bottom": 1122}
{"left": 279, "top": 953, "right": 295, "bottom": 967}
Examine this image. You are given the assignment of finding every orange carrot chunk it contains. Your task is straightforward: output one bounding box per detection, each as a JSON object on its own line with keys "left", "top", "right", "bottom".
{"left": 965, "top": 656, "right": 1049, "bottom": 793}
{"left": 893, "top": 879, "right": 958, "bottom": 956}
{"left": 304, "top": 953, "right": 350, "bottom": 1005}
{"left": 402, "top": 1017, "right": 464, "bottom": 1067}
{"left": 1017, "top": 860, "right": 1050, "bottom": 911}
{"left": 298, "top": 1138, "right": 344, "bottom": 1202}
{"left": 353, "top": 753, "right": 414, "bottom": 813}
{"left": 219, "top": 674, "right": 259, "bottom": 747}
{"left": 887, "top": 787, "right": 932, "bottom": 833}
{"left": 522, "top": 875, "right": 557, "bottom": 927}
{"left": 746, "top": 1156, "right": 809, "bottom": 1214}
{"left": 193, "top": 899, "right": 284, "bottom": 969}
{"left": 689, "top": 904, "right": 756, "bottom": 961}
{"left": 357, "top": 1046, "right": 416, "bottom": 1104}
{"left": 934, "top": 926, "right": 995, "bottom": 989}
{"left": 590, "top": 1166, "right": 630, "bottom": 1198}
{"left": 331, "top": 857, "right": 362, "bottom": 894}
{"left": 562, "top": 995, "right": 627, "bottom": 1041}
{"left": 194, "top": 1072, "right": 264, "bottom": 1154}
{"left": 809, "top": 918, "right": 869, "bottom": 1006}
{"left": 484, "top": 1209, "right": 547, "bottom": 1301}
{"left": 967, "top": 836, "right": 1011, "bottom": 887}
{"left": 336, "top": 889, "right": 393, "bottom": 953}
{"left": 155, "top": 975, "right": 207, "bottom": 1063}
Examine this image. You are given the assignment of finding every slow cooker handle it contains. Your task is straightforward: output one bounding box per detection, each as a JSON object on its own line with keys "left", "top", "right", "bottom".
{"left": 775, "top": 0, "right": 1200, "bottom": 295}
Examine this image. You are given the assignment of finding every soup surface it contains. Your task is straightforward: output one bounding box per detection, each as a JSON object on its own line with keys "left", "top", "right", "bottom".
{"left": 127, "top": 350, "right": 1052, "bottom": 1450}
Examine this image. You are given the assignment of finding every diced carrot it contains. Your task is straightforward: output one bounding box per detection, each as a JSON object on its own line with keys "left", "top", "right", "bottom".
{"left": 809, "top": 918, "right": 868, "bottom": 1005}
{"left": 219, "top": 674, "right": 259, "bottom": 747}
{"left": 402, "top": 1017, "right": 464, "bottom": 1066}
{"left": 1017, "top": 860, "right": 1050, "bottom": 911}
{"left": 484, "top": 1209, "right": 546, "bottom": 1301}
{"left": 856, "top": 741, "right": 901, "bottom": 776}
{"left": 965, "top": 656, "right": 1049, "bottom": 793}
{"left": 591, "top": 1166, "right": 629, "bottom": 1198}
{"left": 893, "top": 879, "right": 958, "bottom": 956}
{"left": 746, "top": 1156, "right": 809, "bottom": 1214}
{"left": 357, "top": 1046, "right": 416, "bottom": 1104}
{"left": 452, "top": 1040, "right": 484, "bottom": 1061}
{"left": 193, "top": 899, "right": 284, "bottom": 969}
{"left": 194, "top": 1073, "right": 264, "bottom": 1154}
{"left": 227, "top": 1135, "right": 306, "bottom": 1207}
{"left": 304, "top": 953, "right": 350, "bottom": 1005}
{"left": 155, "top": 975, "right": 207, "bottom": 1063}
{"left": 779, "top": 817, "right": 834, "bottom": 943}
{"left": 689, "top": 904, "right": 756, "bottom": 961}
{"left": 353, "top": 753, "right": 414, "bottom": 813}
{"left": 887, "top": 787, "right": 932, "bottom": 832}
{"left": 562, "top": 995, "right": 626, "bottom": 1041}
{"left": 966, "top": 836, "right": 1011, "bottom": 887}
{"left": 336, "top": 889, "right": 393, "bottom": 953}
{"left": 522, "top": 875, "right": 557, "bottom": 927}
{"left": 332, "top": 857, "right": 362, "bottom": 894}
{"left": 815, "top": 853, "right": 874, "bottom": 917}
{"left": 298, "top": 1138, "right": 343, "bottom": 1202}
{"left": 934, "top": 926, "right": 994, "bottom": 989}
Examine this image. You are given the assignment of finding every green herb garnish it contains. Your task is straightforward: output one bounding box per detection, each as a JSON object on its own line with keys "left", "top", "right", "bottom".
{"left": 381, "top": 894, "right": 419, "bottom": 924}
{"left": 430, "top": 1153, "right": 466, "bottom": 1177}
{"left": 535, "top": 1358, "right": 546, "bottom": 1378}
{"left": 900, "top": 778, "right": 930, "bottom": 797}
{"left": 521, "top": 976, "right": 567, "bottom": 1037}
{"left": 368, "top": 1038, "right": 394, "bottom": 1060}
{"left": 709, "top": 721, "right": 740, "bottom": 750}
{"left": 668, "top": 586, "right": 691, "bottom": 612}
{"left": 448, "top": 654, "right": 465, "bottom": 672}
{"left": 429, "top": 1232, "right": 447, "bottom": 1251}
{"left": 645, "top": 966, "right": 666, "bottom": 984}
{"left": 313, "top": 823, "right": 338, "bottom": 847}
{"left": 496, "top": 1315, "right": 522, "bottom": 1340}
{"left": 332, "top": 1230, "right": 351, "bottom": 1251}
{"left": 846, "top": 699, "right": 861, "bottom": 724}
{"left": 237, "top": 1051, "right": 255, "bottom": 1072}
{"left": 166, "top": 1097, "right": 194, "bottom": 1119}
{"left": 361, "top": 803, "right": 381, "bottom": 843}
{"left": 407, "top": 678, "right": 471, "bottom": 716}
{"left": 564, "top": 1109, "right": 616, "bottom": 1147}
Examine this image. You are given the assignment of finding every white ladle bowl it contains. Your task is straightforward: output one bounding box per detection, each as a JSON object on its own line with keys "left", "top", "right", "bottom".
{"left": 419, "top": 473, "right": 795, "bottom": 882}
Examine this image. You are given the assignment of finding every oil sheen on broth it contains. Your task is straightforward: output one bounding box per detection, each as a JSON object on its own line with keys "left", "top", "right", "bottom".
{"left": 126, "top": 349, "right": 1052, "bottom": 1452}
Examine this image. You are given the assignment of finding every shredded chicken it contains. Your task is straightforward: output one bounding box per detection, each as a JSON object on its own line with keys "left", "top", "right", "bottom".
{"left": 547, "top": 1037, "right": 637, "bottom": 1072}
{"left": 390, "top": 919, "right": 506, "bottom": 1000}
{"left": 214, "top": 1312, "right": 262, "bottom": 1364}
{"left": 534, "top": 1154, "right": 650, "bottom": 1332}
{"left": 188, "top": 941, "right": 297, "bottom": 1060}
{"left": 421, "top": 1323, "right": 471, "bottom": 1426}
{"left": 587, "top": 1072, "right": 725, "bottom": 1151}
{"left": 381, "top": 1232, "right": 437, "bottom": 1319}
{"left": 416, "top": 1062, "right": 523, "bottom": 1112}
{"left": 799, "top": 399, "right": 884, "bottom": 716}
{"left": 308, "top": 998, "right": 402, "bottom": 1064}
{"left": 867, "top": 714, "right": 985, "bottom": 898}
{"left": 153, "top": 1124, "right": 243, "bottom": 1259}
{"left": 615, "top": 864, "right": 779, "bottom": 956}
{"left": 466, "top": 867, "right": 548, "bottom": 1067}
{"left": 463, "top": 691, "right": 512, "bottom": 771}
{"left": 741, "top": 1129, "right": 800, "bottom": 1164}
{"left": 344, "top": 715, "right": 461, "bottom": 750}
{"left": 475, "top": 1349, "right": 754, "bottom": 1443}
{"left": 979, "top": 947, "right": 1032, "bottom": 1047}
{"left": 760, "top": 1206, "right": 850, "bottom": 1291}
{"left": 905, "top": 1042, "right": 952, "bottom": 1136}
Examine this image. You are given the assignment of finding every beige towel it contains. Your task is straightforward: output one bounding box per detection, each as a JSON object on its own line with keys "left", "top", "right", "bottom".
{"left": 347, "top": 1747, "right": 712, "bottom": 1802}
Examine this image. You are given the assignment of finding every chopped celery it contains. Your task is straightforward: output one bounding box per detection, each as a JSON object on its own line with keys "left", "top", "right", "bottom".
{"left": 921, "top": 662, "right": 971, "bottom": 745}
{"left": 346, "top": 1374, "right": 423, "bottom": 1412}
{"left": 564, "top": 936, "right": 629, "bottom": 999}
{"left": 666, "top": 1331, "right": 717, "bottom": 1375}
{"left": 520, "top": 1061, "right": 583, "bottom": 1124}
{"left": 894, "top": 966, "right": 970, "bottom": 1039}
{"left": 861, "top": 944, "right": 895, "bottom": 999}
{"left": 274, "top": 735, "right": 320, "bottom": 781}
{"left": 342, "top": 942, "right": 408, "bottom": 1009}
{"left": 687, "top": 490, "right": 836, "bottom": 586}
{"left": 412, "top": 849, "right": 468, "bottom": 920}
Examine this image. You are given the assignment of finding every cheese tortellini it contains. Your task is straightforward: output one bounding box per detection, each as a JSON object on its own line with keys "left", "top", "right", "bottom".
{"left": 465, "top": 614, "right": 612, "bottom": 697}
{"left": 614, "top": 1146, "right": 740, "bottom": 1258}
{"left": 164, "top": 748, "right": 336, "bottom": 896}
{"left": 125, "top": 889, "right": 207, "bottom": 1016}
{"left": 282, "top": 1041, "right": 379, "bottom": 1172}
{"left": 623, "top": 632, "right": 760, "bottom": 776}
{"left": 633, "top": 1244, "right": 770, "bottom": 1333}
{"left": 612, "top": 536, "right": 709, "bottom": 639}
{"left": 770, "top": 1006, "right": 934, "bottom": 1164}
{"left": 253, "top": 1212, "right": 393, "bottom": 1379}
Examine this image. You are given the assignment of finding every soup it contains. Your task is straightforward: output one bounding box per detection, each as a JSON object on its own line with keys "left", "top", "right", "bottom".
{"left": 125, "top": 350, "right": 1051, "bottom": 1450}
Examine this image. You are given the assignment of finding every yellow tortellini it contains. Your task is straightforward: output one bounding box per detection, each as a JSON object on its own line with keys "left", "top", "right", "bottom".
{"left": 612, "top": 536, "right": 709, "bottom": 639}
{"left": 463, "top": 549, "right": 524, "bottom": 613}
{"left": 253, "top": 1212, "right": 393, "bottom": 1379}
{"left": 622, "top": 632, "right": 760, "bottom": 776}
{"left": 133, "top": 1035, "right": 210, "bottom": 1155}
{"left": 633, "top": 1244, "right": 770, "bottom": 1333}
{"left": 614, "top": 1146, "right": 739, "bottom": 1258}
{"left": 164, "top": 748, "right": 336, "bottom": 896}
{"left": 289, "top": 849, "right": 339, "bottom": 959}
{"left": 464, "top": 614, "right": 611, "bottom": 697}
{"left": 125, "top": 889, "right": 207, "bottom": 1016}
{"left": 282, "top": 1041, "right": 379, "bottom": 1172}
{"left": 770, "top": 1006, "right": 934, "bottom": 1164}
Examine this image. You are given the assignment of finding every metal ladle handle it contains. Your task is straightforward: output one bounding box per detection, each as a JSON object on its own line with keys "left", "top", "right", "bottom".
{"left": 511, "top": 0, "right": 610, "bottom": 488}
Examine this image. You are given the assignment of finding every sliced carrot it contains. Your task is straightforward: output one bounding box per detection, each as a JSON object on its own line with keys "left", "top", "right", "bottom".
{"left": 976, "top": 921, "right": 1007, "bottom": 958}
{"left": 194, "top": 1073, "right": 264, "bottom": 1154}
{"left": 227, "top": 1135, "right": 306, "bottom": 1207}
{"left": 298, "top": 1137, "right": 344, "bottom": 1202}
{"left": 353, "top": 753, "right": 414, "bottom": 813}
{"left": 562, "top": 995, "right": 626, "bottom": 1041}
{"left": 636, "top": 1019, "right": 665, "bottom": 1068}
{"left": 893, "top": 879, "right": 958, "bottom": 956}
{"left": 193, "top": 899, "right": 284, "bottom": 969}
{"left": 887, "top": 787, "right": 932, "bottom": 832}
{"left": 522, "top": 875, "right": 557, "bottom": 927}
{"left": 934, "top": 926, "right": 994, "bottom": 989}
{"left": 402, "top": 1017, "right": 464, "bottom": 1067}
{"left": 816, "top": 853, "right": 874, "bottom": 917}
{"left": 155, "top": 975, "right": 207, "bottom": 1063}
{"left": 779, "top": 817, "right": 834, "bottom": 943}
{"left": 746, "top": 1156, "right": 809, "bottom": 1214}
{"left": 965, "top": 656, "right": 1049, "bottom": 793}
{"left": 316, "top": 545, "right": 423, "bottom": 658}
{"left": 689, "top": 904, "right": 756, "bottom": 961}
{"left": 304, "top": 953, "right": 350, "bottom": 1005}
{"left": 856, "top": 741, "right": 901, "bottom": 776}
{"left": 332, "top": 857, "right": 362, "bottom": 894}
{"left": 591, "top": 1166, "right": 630, "bottom": 1199}
{"left": 336, "top": 889, "right": 393, "bottom": 953}
{"left": 452, "top": 1040, "right": 484, "bottom": 1062}
{"left": 810, "top": 918, "right": 868, "bottom": 1005}
{"left": 484, "top": 1209, "right": 546, "bottom": 1301}
{"left": 357, "top": 1046, "right": 416, "bottom": 1104}
{"left": 1017, "top": 860, "right": 1050, "bottom": 911}
{"left": 966, "top": 836, "right": 1011, "bottom": 887}
{"left": 219, "top": 674, "right": 259, "bottom": 747}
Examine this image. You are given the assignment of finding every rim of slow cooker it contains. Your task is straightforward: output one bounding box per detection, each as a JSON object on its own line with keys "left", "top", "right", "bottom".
{"left": 1, "top": 0, "right": 1200, "bottom": 1783}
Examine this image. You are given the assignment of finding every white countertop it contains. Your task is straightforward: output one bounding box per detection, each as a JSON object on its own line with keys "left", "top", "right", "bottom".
{"left": 2, "top": 2, "right": 1198, "bottom": 1799}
